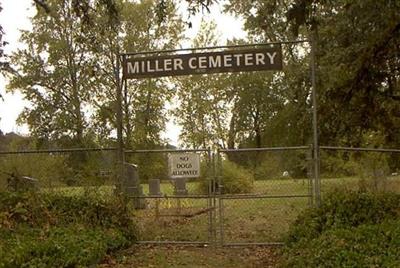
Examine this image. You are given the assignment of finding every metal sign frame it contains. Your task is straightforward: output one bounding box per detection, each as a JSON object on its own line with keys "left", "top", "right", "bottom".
{"left": 122, "top": 46, "right": 283, "bottom": 79}
{"left": 116, "top": 40, "right": 320, "bottom": 206}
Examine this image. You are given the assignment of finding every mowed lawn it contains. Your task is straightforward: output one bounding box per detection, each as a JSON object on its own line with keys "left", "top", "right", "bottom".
{"left": 43, "top": 175, "right": 400, "bottom": 243}
{"left": 137, "top": 175, "right": 399, "bottom": 243}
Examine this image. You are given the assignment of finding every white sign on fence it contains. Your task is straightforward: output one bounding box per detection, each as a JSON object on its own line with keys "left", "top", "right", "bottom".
{"left": 168, "top": 153, "right": 200, "bottom": 179}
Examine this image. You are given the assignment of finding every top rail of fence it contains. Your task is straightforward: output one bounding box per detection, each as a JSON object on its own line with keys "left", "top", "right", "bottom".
{"left": 125, "top": 148, "right": 210, "bottom": 154}
{"left": 219, "top": 146, "right": 309, "bottom": 153}
{"left": 0, "top": 147, "right": 117, "bottom": 155}
{"left": 320, "top": 146, "right": 400, "bottom": 153}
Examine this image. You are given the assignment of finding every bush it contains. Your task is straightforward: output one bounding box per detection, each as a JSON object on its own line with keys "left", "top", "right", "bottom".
{"left": 0, "top": 191, "right": 137, "bottom": 267}
{"left": 197, "top": 160, "right": 253, "bottom": 194}
{"left": 280, "top": 190, "right": 400, "bottom": 267}
{"left": 0, "top": 192, "right": 136, "bottom": 235}
{"left": 0, "top": 154, "right": 71, "bottom": 189}
{"left": 253, "top": 154, "right": 282, "bottom": 180}
{"left": 320, "top": 150, "right": 359, "bottom": 178}
{"left": 0, "top": 226, "right": 130, "bottom": 267}
{"left": 285, "top": 190, "right": 400, "bottom": 244}
{"left": 219, "top": 160, "right": 253, "bottom": 194}
{"left": 281, "top": 220, "right": 400, "bottom": 268}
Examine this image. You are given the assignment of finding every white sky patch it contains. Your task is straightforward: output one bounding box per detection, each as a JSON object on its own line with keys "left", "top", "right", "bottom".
{"left": 0, "top": 78, "right": 30, "bottom": 134}
{"left": 0, "top": 0, "right": 246, "bottom": 145}
{"left": 0, "top": 0, "right": 34, "bottom": 135}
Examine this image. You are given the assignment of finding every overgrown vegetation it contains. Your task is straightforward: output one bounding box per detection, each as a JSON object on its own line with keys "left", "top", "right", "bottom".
{"left": 280, "top": 190, "right": 400, "bottom": 267}
{"left": 219, "top": 161, "right": 253, "bottom": 194}
{"left": 198, "top": 160, "right": 253, "bottom": 194}
{"left": 0, "top": 191, "right": 137, "bottom": 267}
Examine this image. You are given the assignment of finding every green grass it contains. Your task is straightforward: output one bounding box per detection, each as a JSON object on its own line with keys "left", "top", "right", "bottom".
{"left": 321, "top": 175, "right": 400, "bottom": 193}
{"left": 134, "top": 179, "right": 312, "bottom": 243}
{"left": 221, "top": 197, "right": 309, "bottom": 243}
{"left": 37, "top": 176, "right": 400, "bottom": 244}
{"left": 136, "top": 176, "right": 400, "bottom": 243}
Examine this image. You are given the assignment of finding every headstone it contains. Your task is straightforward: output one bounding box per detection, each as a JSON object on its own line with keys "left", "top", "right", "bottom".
{"left": 174, "top": 177, "right": 188, "bottom": 196}
{"left": 149, "top": 179, "right": 162, "bottom": 196}
{"left": 372, "top": 169, "right": 387, "bottom": 191}
{"left": 7, "top": 174, "right": 38, "bottom": 192}
{"left": 123, "top": 163, "right": 146, "bottom": 209}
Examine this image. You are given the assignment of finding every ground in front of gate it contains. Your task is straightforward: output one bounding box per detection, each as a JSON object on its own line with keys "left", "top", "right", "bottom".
{"left": 99, "top": 245, "right": 281, "bottom": 268}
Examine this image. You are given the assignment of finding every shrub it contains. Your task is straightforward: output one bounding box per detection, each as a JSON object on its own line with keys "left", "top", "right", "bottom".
{"left": 253, "top": 154, "right": 282, "bottom": 180}
{"left": 0, "top": 192, "right": 136, "bottom": 236}
{"left": 280, "top": 190, "right": 400, "bottom": 267}
{"left": 285, "top": 190, "right": 400, "bottom": 244}
{"left": 0, "top": 191, "right": 137, "bottom": 267}
{"left": 197, "top": 160, "right": 253, "bottom": 194}
{"left": 281, "top": 220, "right": 400, "bottom": 268}
{"left": 219, "top": 160, "right": 253, "bottom": 194}
{"left": 320, "top": 150, "right": 359, "bottom": 178}
{"left": 0, "top": 226, "right": 130, "bottom": 267}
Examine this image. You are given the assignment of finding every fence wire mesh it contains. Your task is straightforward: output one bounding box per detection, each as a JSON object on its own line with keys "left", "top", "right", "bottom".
{"left": 220, "top": 196, "right": 309, "bottom": 244}
{"left": 3, "top": 145, "right": 399, "bottom": 245}
{"left": 135, "top": 197, "right": 212, "bottom": 242}
{"left": 320, "top": 147, "right": 400, "bottom": 195}
{"left": 0, "top": 149, "right": 118, "bottom": 196}
{"left": 124, "top": 149, "right": 214, "bottom": 243}
{"left": 217, "top": 147, "right": 313, "bottom": 244}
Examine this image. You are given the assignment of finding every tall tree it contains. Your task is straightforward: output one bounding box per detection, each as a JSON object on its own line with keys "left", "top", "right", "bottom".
{"left": 7, "top": 0, "right": 101, "bottom": 147}
{"left": 316, "top": 0, "right": 400, "bottom": 147}
{"left": 89, "top": 0, "right": 184, "bottom": 148}
{"left": 226, "top": 0, "right": 400, "bottom": 148}
{"left": 123, "top": 0, "right": 184, "bottom": 149}
{"left": 173, "top": 20, "right": 230, "bottom": 148}
{"left": 7, "top": 0, "right": 184, "bottom": 150}
{"left": 0, "top": 2, "right": 7, "bottom": 77}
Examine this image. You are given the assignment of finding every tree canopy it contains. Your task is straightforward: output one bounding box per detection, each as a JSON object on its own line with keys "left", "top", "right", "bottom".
{"left": 3, "top": 0, "right": 400, "bottom": 153}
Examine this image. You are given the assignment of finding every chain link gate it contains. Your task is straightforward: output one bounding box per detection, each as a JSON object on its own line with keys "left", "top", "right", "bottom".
{"left": 117, "top": 40, "right": 320, "bottom": 246}
{"left": 123, "top": 148, "right": 217, "bottom": 245}
{"left": 124, "top": 146, "right": 315, "bottom": 246}
{"left": 215, "top": 146, "right": 314, "bottom": 246}
{"left": 0, "top": 146, "right": 315, "bottom": 246}
{"left": 3, "top": 145, "right": 399, "bottom": 247}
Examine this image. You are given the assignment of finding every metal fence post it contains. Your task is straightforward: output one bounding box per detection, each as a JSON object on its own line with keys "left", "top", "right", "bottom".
{"left": 211, "top": 149, "right": 218, "bottom": 246}
{"left": 219, "top": 197, "right": 224, "bottom": 246}
{"left": 307, "top": 144, "right": 314, "bottom": 207}
{"left": 310, "top": 34, "right": 321, "bottom": 206}
{"left": 207, "top": 148, "right": 214, "bottom": 245}
{"left": 216, "top": 148, "right": 225, "bottom": 246}
{"left": 116, "top": 53, "right": 125, "bottom": 193}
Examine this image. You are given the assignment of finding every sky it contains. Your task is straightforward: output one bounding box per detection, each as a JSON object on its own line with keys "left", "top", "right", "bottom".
{"left": 0, "top": 0, "right": 246, "bottom": 145}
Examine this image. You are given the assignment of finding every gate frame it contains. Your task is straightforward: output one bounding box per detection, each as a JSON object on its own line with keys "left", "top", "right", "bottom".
{"left": 117, "top": 39, "right": 320, "bottom": 245}
{"left": 124, "top": 148, "right": 216, "bottom": 245}
{"left": 117, "top": 39, "right": 320, "bottom": 205}
{"left": 217, "top": 146, "right": 314, "bottom": 246}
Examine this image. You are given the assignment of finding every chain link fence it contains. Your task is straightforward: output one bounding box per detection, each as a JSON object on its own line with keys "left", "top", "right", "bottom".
{"left": 2, "top": 145, "right": 400, "bottom": 246}
{"left": 124, "top": 149, "right": 215, "bottom": 244}
{"left": 320, "top": 146, "right": 400, "bottom": 195}
{"left": 0, "top": 148, "right": 118, "bottom": 196}
{"left": 216, "top": 146, "right": 313, "bottom": 245}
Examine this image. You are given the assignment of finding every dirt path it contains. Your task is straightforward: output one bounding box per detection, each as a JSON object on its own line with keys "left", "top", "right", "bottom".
{"left": 99, "top": 245, "right": 281, "bottom": 268}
